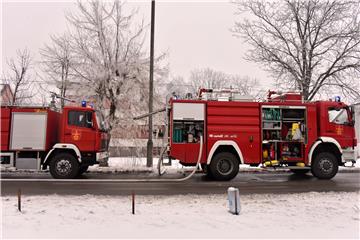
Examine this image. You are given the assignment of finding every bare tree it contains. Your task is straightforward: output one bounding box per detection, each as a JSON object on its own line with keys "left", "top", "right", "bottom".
{"left": 40, "top": 34, "right": 74, "bottom": 108}
{"left": 188, "top": 67, "right": 261, "bottom": 97}
{"left": 229, "top": 75, "right": 264, "bottom": 98}
{"left": 189, "top": 68, "right": 228, "bottom": 93}
{"left": 66, "top": 0, "right": 166, "bottom": 131}
{"left": 2, "top": 49, "right": 35, "bottom": 105}
{"left": 233, "top": 0, "right": 360, "bottom": 101}
{"left": 166, "top": 75, "right": 192, "bottom": 97}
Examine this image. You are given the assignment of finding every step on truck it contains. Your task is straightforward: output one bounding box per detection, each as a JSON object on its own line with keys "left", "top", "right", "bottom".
{"left": 1, "top": 103, "right": 109, "bottom": 178}
{"left": 165, "top": 89, "right": 357, "bottom": 180}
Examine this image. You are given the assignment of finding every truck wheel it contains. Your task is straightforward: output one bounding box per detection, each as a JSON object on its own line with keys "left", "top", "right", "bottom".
{"left": 209, "top": 152, "right": 239, "bottom": 181}
{"left": 49, "top": 153, "right": 79, "bottom": 179}
{"left": 77, "top": 165, "right": 89, "bottom": 176}
{"left": 311, "top": 152, "right": 338, "bottom": 179}
{"left": 290, "top": 169, "right": 310, "bottom": 175}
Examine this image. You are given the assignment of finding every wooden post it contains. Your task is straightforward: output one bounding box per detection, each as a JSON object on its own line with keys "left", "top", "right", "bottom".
{"left": 18, "top": 189, "right": 21, "bottom": 212}
{"left": 132, "top": 191, "right": 135, "bottom": 215}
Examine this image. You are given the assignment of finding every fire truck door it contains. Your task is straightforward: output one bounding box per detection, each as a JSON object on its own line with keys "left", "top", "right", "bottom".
{"left": 63, "top": 110, "right": 96, "bottom": 151}
{"left": 326, "top": 107, "right": 354, "bottom": 147}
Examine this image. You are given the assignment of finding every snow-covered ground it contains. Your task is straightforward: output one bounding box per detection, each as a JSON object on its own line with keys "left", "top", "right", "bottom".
{"left": 1, "top": 191, "right": 359, "bottom": 239}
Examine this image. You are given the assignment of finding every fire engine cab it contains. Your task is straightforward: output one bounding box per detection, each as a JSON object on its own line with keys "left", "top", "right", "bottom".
{"left": 167, "top": 89, "right": 357, "bottom": 180}
{"left": 1, "top": 103, "right": 109, "bottom": 179}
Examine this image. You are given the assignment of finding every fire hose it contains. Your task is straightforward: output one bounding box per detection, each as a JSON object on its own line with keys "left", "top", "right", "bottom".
{"left": 1, "top": 136, "right": 203, "bottom": 183}
{"left": 156, "top": 135, "right": 203, "bottom": 182}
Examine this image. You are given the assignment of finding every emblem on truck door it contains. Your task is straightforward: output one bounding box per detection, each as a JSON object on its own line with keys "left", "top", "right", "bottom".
{"left": 336, "top": 126, "right": 344, "bottom": 135}
{"left": 71, "top": 130, "right": 81, "bottom": 141}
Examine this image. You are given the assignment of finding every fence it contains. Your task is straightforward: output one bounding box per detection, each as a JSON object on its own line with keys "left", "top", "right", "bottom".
{"left": 109, "top": 138, "right": 164, "bottom": 157}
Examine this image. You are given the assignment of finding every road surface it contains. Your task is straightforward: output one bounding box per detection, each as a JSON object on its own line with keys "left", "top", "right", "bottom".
{"left": 1, "top": 171, "right": 359, "bottom": 196}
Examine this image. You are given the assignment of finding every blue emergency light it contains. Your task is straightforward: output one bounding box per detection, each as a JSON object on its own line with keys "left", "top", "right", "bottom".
{"left": 81, "top": 100, "right": 87, "bottom": 107}
{"left": 335, "top": 96, "right": 341, "bottom": 102}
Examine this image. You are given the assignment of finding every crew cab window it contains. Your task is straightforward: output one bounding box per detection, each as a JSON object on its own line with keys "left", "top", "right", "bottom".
{"left": 68, "top": 111, "right": 93, "bottom": 128}
{"left": 328, "top": 108, "right": 349, "bottom": 125}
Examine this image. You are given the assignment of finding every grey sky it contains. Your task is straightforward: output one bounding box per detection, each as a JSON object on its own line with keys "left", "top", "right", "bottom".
{"left": 1, "top": 0, "right": 272, "bottom": 89}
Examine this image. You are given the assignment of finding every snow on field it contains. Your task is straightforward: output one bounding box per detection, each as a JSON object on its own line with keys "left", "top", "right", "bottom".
{"left": 1, "top": 191, "right": 359, "bottom": 239}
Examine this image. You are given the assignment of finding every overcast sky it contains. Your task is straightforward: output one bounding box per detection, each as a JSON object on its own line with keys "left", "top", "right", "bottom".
{"left": 1, "top": 0, "right": 273, "bottom": 90}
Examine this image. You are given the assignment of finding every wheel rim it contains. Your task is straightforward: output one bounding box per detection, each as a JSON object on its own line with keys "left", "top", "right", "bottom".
{"left": 56, "top": 159, "right": 72, "bottom": 176}
{"left": 217, "top": 158, "right": 233, "bottom": 175}
{"left": 319, "top": 158, "right": 333, "bottom": 174}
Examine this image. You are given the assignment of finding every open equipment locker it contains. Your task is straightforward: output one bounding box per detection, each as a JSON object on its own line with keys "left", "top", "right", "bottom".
{"left": 261, "top": 105, "right": 307, "bottom": 165}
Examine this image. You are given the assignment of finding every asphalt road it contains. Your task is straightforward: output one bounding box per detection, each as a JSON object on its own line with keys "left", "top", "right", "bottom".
{"left": 1, "top": 171, "right": 359, "bottom": 196}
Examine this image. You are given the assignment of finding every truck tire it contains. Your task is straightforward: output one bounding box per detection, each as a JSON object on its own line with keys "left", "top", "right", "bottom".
{"left": 290, "top": 169, "right": 310, "bottom": 175}
{"left": 311, "top": 152, "right": 338, "bottom": 179}
{"left": 77, "top": 165, "right": 89, "bottom": 176}
{"left": 209, "top": 152, "right": 239, "bottom": 181}
{"left": 49, "top": 153, "right": 79, "bottom": 179}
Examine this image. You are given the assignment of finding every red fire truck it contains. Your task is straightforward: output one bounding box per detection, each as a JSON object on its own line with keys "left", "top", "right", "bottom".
{"left": 0, "top": 104, "right": 109, "bottom": 178}
{"left": 166, "top": 90, "right": 357, "bottom": 180}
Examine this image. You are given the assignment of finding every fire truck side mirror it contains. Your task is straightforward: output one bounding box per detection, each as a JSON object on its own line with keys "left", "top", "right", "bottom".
{"left": 346, "top": 120, "right": 355, "bottom": 127}
{"left": 350, "top": 105, "right": 355, "bottom": 117}
{"left": 348, "top": 106, "right": 355, "bottom": 127}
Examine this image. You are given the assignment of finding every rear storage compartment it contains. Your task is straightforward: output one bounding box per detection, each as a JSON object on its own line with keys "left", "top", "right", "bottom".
{"left": 1, "top": 107, "right": 14, "bottom": 167}
{"left": 170, "top": 102, "right": 205, "bottom": 164}
{"left": 10, "top": 111, "right": 48, "bottom": 151}
{"left": 1, "top": 107, "right": 60, "bottom": 169}
{"left": 1, "top": 107, "right": 11, "bottom": 151}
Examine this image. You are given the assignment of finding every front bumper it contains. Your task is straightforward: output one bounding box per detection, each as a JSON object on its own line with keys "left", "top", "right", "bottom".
{"left": 96, "top": 151, "right": 109, "bottom": 161}
{"left": 342, "top": 148, "right": 355, "bottom": 163}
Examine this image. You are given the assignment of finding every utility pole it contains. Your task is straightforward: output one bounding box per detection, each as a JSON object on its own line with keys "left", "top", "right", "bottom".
{"left": 147, "top": 0, "right": 155, "bottom": 167}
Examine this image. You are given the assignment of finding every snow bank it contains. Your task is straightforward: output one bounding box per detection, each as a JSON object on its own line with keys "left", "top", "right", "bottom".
{"left": 1, "top": 192, "right": 359, "bottom": 239}
{"left": 86, "top": 158, "right": 278, "bottom": 174}
{"left": 2, "top": 157, "right": 359, "bottom": 174}
{"left": 87, "top": 157, "right": 186, "bottom": 174}
{"left": 88, "top": 157, "right": 156, "bottom": 173}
